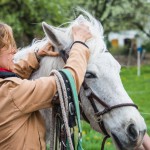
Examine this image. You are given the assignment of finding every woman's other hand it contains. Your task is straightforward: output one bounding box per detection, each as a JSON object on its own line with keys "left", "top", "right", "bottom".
{"left": 72, "top": 24, "right": 92, "bottom": 43}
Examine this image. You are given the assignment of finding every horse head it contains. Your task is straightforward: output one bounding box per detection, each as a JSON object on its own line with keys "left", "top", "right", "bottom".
{"left": 14, "top": 8, "right": 146, "bottom": 150}
{"left": 41, "top": 9, "right": 146, "bottom": 150}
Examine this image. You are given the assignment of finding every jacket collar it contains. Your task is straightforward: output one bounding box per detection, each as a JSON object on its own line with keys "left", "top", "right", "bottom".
{"left": 0, "top": 68, "right": 20, "bottom": 79}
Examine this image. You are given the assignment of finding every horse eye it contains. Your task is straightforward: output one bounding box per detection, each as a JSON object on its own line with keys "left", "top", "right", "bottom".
{"left": 85, "top": 72, "right": 97, "bottom": 78}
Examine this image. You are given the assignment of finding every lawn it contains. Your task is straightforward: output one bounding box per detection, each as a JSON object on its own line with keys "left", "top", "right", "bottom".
{"left": 82, "top": 65, "right": 150, "bottom": 150}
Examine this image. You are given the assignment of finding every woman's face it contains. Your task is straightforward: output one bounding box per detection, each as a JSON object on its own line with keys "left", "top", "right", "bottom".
{"left": 0, "top": 45, "right": 17, "bottom": 70}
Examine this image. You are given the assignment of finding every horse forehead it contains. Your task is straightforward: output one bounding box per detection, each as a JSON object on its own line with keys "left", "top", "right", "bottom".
{"left": 89, "top": 53, "right": 120, "bottom": 70}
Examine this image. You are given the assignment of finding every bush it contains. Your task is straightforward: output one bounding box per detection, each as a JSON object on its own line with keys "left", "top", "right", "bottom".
{"left": 143, "top": 41, "right": 150, "bottom": 52}
{"left": 109, "top": 46, "right": 128, "bottom": 55}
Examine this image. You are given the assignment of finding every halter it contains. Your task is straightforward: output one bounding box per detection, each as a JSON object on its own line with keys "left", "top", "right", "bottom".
{"left": 81, "top": 81, "right": 138, "bottom": 150}
{"left": 59, "top": 50, "right": 138, "bottom": 150}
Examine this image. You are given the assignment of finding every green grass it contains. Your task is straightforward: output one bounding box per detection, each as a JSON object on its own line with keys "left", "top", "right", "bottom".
{"left": 81, "top": 65, "right": 150, "bottom": 150}
{"left": 121, "top": 65, "right": 150, "bottom": 131}
{"left": 82, "top": 122, "right": 115, "bottom": 150}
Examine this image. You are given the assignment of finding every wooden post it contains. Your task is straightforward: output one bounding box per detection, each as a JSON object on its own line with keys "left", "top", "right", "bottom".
{"left": 137, "top": 47, "right": 142, "bottom": 76}
{"left": 137, "top": 50, "right": 141, "bottom": 76}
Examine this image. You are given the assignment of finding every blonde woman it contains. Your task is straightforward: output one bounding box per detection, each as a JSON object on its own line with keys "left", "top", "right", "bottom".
{"left": 0, "top": 22, "right": 92, "bottom": 150}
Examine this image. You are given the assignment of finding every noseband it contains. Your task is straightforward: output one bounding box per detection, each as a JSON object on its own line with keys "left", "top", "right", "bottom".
{"left": 59, "top": 50, "right": 138, "bottom": 150}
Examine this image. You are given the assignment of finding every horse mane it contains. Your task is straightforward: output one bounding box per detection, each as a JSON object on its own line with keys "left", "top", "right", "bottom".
{"left": 57, "top": 8, "right": 107, "bottom": 54}
{"left": 14, "top": 8, "right": 107, "bottom": 62}
{"left": 14, "top": 38, "right": 49, "bottom": 63}
{"left": 14, "top": 8, "right": 107, "bottom": 78}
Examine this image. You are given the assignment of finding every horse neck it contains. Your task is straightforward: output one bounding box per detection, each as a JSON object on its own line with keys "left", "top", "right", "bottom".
{"left": 30, "top": 56, "right": 65, "bottom": 79}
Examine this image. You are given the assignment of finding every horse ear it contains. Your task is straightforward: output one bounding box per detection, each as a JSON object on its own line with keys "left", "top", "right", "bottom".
{"left": 42, "top": 22, "right": 65, "bottom": 50}
{"left": 76, "top": 15, "right": 86, "bottom": 23}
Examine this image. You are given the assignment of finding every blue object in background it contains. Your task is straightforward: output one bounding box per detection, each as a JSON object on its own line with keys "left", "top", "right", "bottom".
{"left": 137, "top": 47, "right": 143, "bottom": 52}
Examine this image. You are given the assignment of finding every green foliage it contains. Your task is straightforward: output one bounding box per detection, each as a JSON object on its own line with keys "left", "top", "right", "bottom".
{"left": 143, "top": 41, "right": 150, "bottom": 52}
{"left": 121, "top": 65, "right": 150, "bottom": 133}
{"left": 0, "top": 0, "right": 79, "bottom": 46}
{"left": 81, "top": 0, "right": 150, "bottom": 39}
{"left": 0, "top": 0, "right": 150, "bottom": 46}
{"left": 82, "top": 122, "right": 116, "bottom": 150}
{"left": 109, "top": 46, "right": 128, "bottom": 55}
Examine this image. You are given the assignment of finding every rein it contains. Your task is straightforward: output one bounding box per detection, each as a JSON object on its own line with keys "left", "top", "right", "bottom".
{"left": 50, "top": 69, "right": 83, "bottom": 150}
{"left": 50, "top": 70, "right": 74, "bottom": 150}
{"left": 59, "top": 50, "right": 138, "bottom": 150}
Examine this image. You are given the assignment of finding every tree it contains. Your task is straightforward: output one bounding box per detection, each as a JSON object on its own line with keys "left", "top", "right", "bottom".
{"left": 0, "top": 0, "right": 77, "bottom": 46}
{"left": 81, "top": 0, "right": 150, "bottom": 38}
{"left": 0, "top": 0, "right": 150, "bottom": 47}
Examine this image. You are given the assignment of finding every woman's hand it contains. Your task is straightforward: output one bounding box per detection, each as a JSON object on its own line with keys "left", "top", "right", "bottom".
{"left": 37, "top": 42, "right": 59, "bottom": 57}
{"left": 72, "top": 24, "right": 92, "bottom": 42}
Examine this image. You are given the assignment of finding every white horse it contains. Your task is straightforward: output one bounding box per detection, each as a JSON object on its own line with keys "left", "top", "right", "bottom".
{"left": 14, "top": 9, "right": 146, "bottom": 150}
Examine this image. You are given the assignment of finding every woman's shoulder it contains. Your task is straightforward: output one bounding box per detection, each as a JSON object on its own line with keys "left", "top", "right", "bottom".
{"left": 0, "top": 77, "right": 23, "bottom": 85}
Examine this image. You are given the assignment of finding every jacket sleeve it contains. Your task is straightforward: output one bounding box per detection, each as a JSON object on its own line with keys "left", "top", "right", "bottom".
{"left": 64, "top": 43, "right": 89, "bottom": 92}
{"left": 13, "top": 52, "right": 39, "bottom": 79}
{"left": 10, "top": 43, "right": 90, "bottom": 113}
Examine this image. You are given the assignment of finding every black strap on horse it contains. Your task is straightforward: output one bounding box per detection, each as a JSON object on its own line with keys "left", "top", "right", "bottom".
{"left": 59, "top": 49, "right": 138, "bottom": 150}
{"left": 59, "top": 50, "right": 68, "bottom": 63}
{"left": 82, "top": 82, "right": 138, "bottom": 150}
{"left": 53, "top": 70, "right": 77, "bottom": 150}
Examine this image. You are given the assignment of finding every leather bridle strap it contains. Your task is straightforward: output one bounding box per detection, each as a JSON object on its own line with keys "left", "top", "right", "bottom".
{"left": 88, "top": 95, "right": 109, "bottom": 136}
{"left": 86, "top": 88, "right": 138, "bottom": 118}
{"left": 83, "top": 82, "right": 138, "bottom": 118}
{"left": 95, "top": 103, "right": 138, "bottom": 117}
{"left": 59, "top": 50, "right": 68, "bottom": 63}
{"left": 101, "top": 135, "right": 110, "bottom": 150}
{"left": 82, "top": 81, "right": 138, "bottom": 150}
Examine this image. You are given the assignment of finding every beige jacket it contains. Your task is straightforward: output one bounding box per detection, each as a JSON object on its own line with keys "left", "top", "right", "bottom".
{"left": 0, "top": 43, "right": 89, "bottom": 150}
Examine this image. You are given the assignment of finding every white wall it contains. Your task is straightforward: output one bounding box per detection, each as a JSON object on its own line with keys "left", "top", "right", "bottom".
{"left": 108, "top": 30, "right": 142, "bottom": 47}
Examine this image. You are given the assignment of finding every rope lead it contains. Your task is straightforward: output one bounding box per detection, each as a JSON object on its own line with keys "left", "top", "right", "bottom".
{"left": 50, "top": 69, "right": 83, "bottom": 150}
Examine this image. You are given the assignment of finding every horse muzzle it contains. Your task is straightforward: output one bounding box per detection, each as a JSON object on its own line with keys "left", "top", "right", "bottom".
{"left": 111, "top": 126, "right": 146, "bottom": 150}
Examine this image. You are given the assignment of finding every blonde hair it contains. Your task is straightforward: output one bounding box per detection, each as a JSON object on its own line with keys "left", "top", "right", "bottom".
{"left": 0, "top": 23, "right": 17, "bottom": 50}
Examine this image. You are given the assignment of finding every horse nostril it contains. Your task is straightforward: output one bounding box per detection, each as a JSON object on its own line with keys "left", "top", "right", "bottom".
{"left": 127, "top": 124, "right": 139, "bottom": 142}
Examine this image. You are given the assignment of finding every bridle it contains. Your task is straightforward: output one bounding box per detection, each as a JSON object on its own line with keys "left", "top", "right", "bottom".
{"left": 59, "top": 50, "right": 138, "bottom": 150}
{"left": 81, "top": 81, "right": 138, "bottom": 150}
